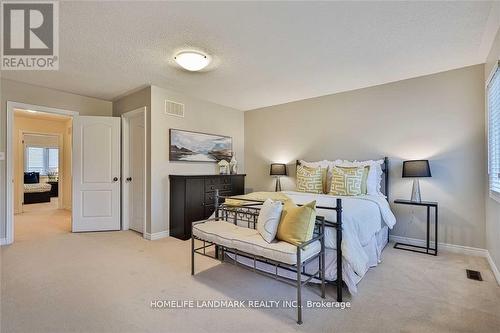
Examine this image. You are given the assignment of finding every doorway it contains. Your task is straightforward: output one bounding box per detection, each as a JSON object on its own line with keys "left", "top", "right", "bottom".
{"left": 121, "top": 107, "right": 147, "bottom": 236}
{"left": 5, "top": 102, "right": 143, "bottom": 245}
{"left": 6, "top": 103, "right": 76, "bottom": 244}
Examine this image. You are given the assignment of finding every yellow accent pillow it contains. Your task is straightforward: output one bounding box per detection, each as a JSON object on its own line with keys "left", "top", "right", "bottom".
{"left": 276, "top": 200, "right": 317, "bottom": 246}
{"left": 329, "top": 166, "right": 367, "bottom": 196}
{"left": 296, "top": 165, "right": 324, "bottom": 194}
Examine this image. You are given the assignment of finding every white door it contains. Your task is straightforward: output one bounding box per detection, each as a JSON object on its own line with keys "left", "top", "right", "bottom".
{"left": 72, "top": 116, "right": 121, "bottom": 232}
{"left": 127, "top": 112, "right": 145, "bottom": 233}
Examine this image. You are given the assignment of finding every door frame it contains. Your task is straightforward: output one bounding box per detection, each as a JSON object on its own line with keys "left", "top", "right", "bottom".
{"left": 5, "top": 101, "right": 79, "bottom": 245}
{"left": 121, "top": 107, "right": 147, "bottom": 237}
{"left": 20, "top": 130, "right": 64, "bottom": 211}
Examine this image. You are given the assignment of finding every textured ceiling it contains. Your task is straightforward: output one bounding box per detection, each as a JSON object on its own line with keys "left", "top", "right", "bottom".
{"left": 2, "top": 1, "right": 499, "bottom": 110}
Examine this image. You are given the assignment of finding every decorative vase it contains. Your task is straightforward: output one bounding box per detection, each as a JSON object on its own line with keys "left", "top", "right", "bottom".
{"left": 230, "top": 156, "right": 238, "bottom": 174}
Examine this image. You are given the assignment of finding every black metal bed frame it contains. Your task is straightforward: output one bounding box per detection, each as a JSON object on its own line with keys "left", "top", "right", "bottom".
{"left": 191, "top": 190, "right": 343, "bottom": 325}
{"left": 191, "top": 157, "right": 390, "bottom": 324}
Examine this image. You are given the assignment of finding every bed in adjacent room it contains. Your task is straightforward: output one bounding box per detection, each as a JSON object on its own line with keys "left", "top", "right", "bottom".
{"left": 23, "top": 172, "right": 52, "bottom": 204}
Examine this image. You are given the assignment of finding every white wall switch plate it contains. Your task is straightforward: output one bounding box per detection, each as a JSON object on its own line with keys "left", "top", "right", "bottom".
{"left": 0, "top": 152, "right": 5, "bottom": 160}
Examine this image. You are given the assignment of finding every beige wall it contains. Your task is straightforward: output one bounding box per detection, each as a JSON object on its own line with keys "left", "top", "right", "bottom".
{"left": 150, "top": 86, "right": 245, "bottom": 234}
{"left": 113, "top": 86, "right": 244, "bottom": 235}
{"left": 13, "top": 115, "right": 72, "bottom": 213}
{"left": 245, "top": 65, "right": 486, "bottom": 248}
{"left": 1, "top": 79, "right": 112, "bottom": 239}
{"left": 113, "top": 87, "right": 152, "bottom": 233}
{"left": 485, "top": 27, "right": 500, "bottom": 273}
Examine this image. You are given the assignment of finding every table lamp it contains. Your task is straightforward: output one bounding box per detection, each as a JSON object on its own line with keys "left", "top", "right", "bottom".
{"left": 270, "top": 163, "right": 287, "bottom": 192}
{"left": 402, "top": 160, "right": 431, "bottom": 202}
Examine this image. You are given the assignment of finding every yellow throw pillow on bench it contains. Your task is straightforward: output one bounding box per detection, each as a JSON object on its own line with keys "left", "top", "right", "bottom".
{"left": 276, "top": 200, "right": 317, "bottom": 246}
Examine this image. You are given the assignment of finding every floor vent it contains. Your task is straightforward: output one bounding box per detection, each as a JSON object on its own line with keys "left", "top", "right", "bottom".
{"left": 165, "top": 100, "right": 185, "bottom": 117}
{"left": 466, "top": 269, "right": 483, "bottom": 281}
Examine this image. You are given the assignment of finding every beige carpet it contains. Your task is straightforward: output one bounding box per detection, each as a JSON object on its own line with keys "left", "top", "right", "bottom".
{"left": 1, "top": 207, "right": 500, "bottom": 333}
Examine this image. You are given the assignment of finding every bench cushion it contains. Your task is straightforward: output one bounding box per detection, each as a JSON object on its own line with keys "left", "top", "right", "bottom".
{"left": 192, "top": 220, "right": 321, "bottom": 265}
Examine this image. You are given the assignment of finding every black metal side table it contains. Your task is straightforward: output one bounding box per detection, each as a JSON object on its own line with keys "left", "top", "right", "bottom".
{"left": 393, "top": 199, "right": 438, "bottom": 256}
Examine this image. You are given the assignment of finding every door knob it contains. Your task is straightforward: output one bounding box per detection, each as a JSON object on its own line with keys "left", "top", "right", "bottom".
{"left": 126, "top": 177, "right": 132, "bottom": 182}
{"left": 113, "top": 177, "right": 118, "bottom": 182}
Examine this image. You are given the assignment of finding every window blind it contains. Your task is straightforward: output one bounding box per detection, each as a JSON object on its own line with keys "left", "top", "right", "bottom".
{"left": 27, "top": 147, "right": 45, "bottom": 174}
{"left": 48, "top": 148, "right": 59, "bottom": 170}
{"left": 25, "top": 147, "right": 59, "bottom": 174}
{"left": 488, "top": 66, "right": 500, "bottom": 194}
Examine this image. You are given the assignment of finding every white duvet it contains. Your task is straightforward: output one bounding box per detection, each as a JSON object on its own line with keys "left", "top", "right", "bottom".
{"left": 281, "top": 191, "right": 396, "bottom": 277}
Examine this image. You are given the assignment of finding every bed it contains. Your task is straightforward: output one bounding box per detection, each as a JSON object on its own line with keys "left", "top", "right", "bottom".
{"left": 24, "top": 172, "right": 52, "bottom": 204}
{"left": 227, "top": 157, "right": 395, "bottom": 294}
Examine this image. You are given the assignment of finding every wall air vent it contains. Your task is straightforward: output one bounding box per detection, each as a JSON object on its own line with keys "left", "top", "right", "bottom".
{"left": 165, "top": 100, "right": 185, "bottom": 117}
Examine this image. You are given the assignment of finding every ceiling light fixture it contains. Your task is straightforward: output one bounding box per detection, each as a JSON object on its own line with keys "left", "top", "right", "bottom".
{"left": 27, "top": 110, "right": 38, "bottom": 113}
{"left": 174, "top": 51, "right": 210, "bottom": 71}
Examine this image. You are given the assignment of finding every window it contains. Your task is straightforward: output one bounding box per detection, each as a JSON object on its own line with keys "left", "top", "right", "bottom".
{"left": 488, "top": 65, "right": 500, "bottom": 197}
{"left": 25, "top": 147, "right": 59, "bottom": 175}
{"left": 26, "top": 147, "right": 45, "bottom": 174}
{"left": 48, "top": 148, "right": 59, "bottom": 170}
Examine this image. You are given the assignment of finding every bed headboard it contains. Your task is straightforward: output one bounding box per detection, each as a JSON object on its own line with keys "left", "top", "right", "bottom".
{"left": 295, "top": 157, "right": 390, "bottom": 199}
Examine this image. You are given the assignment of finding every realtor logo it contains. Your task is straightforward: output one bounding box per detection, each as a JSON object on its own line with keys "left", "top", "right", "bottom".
{"left": 1, "top": 0, "right": 59, "bottom": 70}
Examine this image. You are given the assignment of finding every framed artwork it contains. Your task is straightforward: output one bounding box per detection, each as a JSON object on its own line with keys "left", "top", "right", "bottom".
{"left": 169, "top": 129, "right": 232, "bottom": 162}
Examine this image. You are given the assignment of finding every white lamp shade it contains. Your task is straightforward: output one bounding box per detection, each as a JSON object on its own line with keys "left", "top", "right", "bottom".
{"left": 174, "top": 51, "right": 210, "bottom": 71}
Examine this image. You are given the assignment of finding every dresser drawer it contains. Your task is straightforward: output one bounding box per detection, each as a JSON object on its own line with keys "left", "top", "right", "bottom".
{"left": 205, "top": 178, "right": 232, "bottom": 192}
{"left": 205, "top": 177, "right": 219, "bottom": 192}
{"left": 220, "top": 183, "right": 232, "bottom": 191}
{"left": 205, "top": 191, "right": 231, "bottom": 204}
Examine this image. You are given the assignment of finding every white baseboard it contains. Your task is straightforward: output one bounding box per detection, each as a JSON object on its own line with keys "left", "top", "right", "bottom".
{"left": 390, "top": 235, "right": 500, "bottom": 285}
{"left": 0, "top": 238, "right": 8, "bottom": 246}
{"left": 144, "top": 231, "right": 169, "bottom": 240}
{"left": 486, "top": 252, "right": 500, "bottom": 286}
{"left": 389, "top": 235, "right": 488, "bottom": 257}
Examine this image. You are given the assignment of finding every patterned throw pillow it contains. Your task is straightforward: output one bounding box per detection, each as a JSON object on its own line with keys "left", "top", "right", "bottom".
{"left": 329, "top": 166, "right": 366, "bottom": 196}
{"left": 296, "top": 165, "right": 324, "bottom": 194}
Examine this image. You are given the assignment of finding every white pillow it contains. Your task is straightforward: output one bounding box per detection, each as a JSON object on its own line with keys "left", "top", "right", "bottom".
{"left": 330, "top": 159, "right": 384, "bottom": 196}
{"left": 299, "top": 159, "right": 330, "bottom": 169}
{"left": 257, "top": 199, "right": 284, "bottom": 243}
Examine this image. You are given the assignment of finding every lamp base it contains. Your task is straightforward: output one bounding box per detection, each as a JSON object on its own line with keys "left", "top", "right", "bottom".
{"left": 275, "top": 177, "right": 282, "bottom": 192}
{"left": 410, "top": 179, "right": 421, "bottom": 202}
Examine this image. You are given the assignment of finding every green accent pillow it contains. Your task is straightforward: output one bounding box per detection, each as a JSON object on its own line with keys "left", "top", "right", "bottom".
{"left": 296, "top": 165, "right": 324, "bottom": 194}
{"left": 329, "top": 166, "right": 367, "bottom": 196}
{"left": 276, "top": 200, "right": 317, "bottom": 246}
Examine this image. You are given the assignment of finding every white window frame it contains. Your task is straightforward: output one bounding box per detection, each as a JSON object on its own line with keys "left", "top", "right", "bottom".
{"left": 24, "top": 145, "right": 59, "bottom": 175}
{"left": 25, "top": 147, "right": 45, "bottom": 174}
{"left": 487, "top": 61, "right": 500, "bottom": 203}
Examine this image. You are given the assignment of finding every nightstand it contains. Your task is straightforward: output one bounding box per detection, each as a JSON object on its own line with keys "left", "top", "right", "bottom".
{"left": 393, "top": 199, "right": 438, "bottom": 256}
{"left": 47, "top": 181, "right": 58, "bottom": 197}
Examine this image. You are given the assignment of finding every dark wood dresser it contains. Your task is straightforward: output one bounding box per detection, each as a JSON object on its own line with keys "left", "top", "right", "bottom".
{"left": 169, "top": 174, "right": 246, "bottom": 240}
